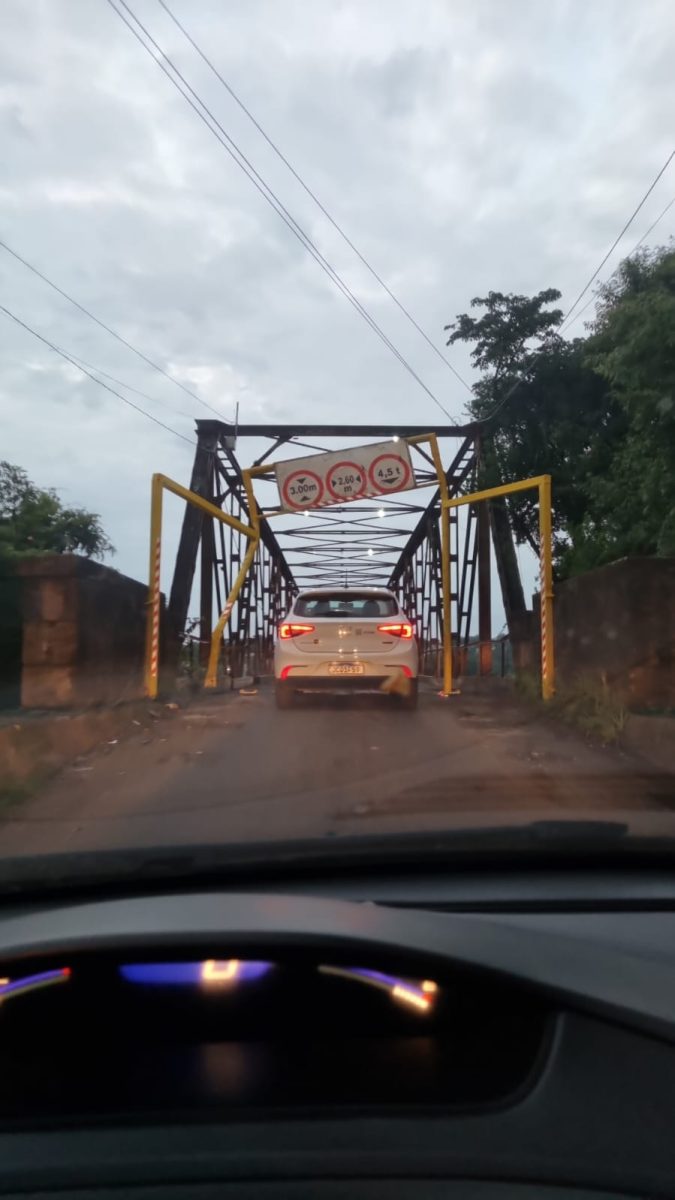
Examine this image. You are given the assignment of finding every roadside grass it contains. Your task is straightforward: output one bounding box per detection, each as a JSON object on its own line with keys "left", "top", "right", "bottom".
{"left": 0, "top": 777, "right": 43, "bottom": 813}
{"left": 515, "top": 671, "right": 627, "bottom": 744}
{"left": 513, "top": 671, "right": 542, "bottom": 706}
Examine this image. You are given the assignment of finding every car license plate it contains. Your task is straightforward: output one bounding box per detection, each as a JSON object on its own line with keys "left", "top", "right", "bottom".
{"left": 328, "top": 663, "right": 364, "bottom": 676}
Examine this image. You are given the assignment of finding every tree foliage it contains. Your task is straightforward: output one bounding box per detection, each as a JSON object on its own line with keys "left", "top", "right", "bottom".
{"left": 0, "top": 462, "right": 114, "bottom": 565}
{"left": 445, "top": 245, "right": 675, "bottom": 576}
{"left": 581, "top": 248, "right": 675, "bottom": 566}
{"left": 446, "top": 288, "right": 619, "bottom": 568}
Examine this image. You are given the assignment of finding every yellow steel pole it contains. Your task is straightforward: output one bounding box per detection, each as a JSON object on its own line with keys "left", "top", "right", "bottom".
{"left": 443, "top": 475, "right": 549, "bottom": 510}
{"left": 440, "top": 503, "right": 453, "bottom": 695}
{"left": 242, "top": 467, "right": 260, "bottom": 536}
{"left": 145, "top": 473, "right": 163, "bottom": 699}
{"left": 144, "top": 472, "right": 258, "bottom": 699}
{"left": 155, "top": 473, "right": 255, "bottom": 539}
{"left": 538, "top": 474, "right": 555, "bottom": 700}
{"left": 427, "top": 435, "right": 454, "bottom": 696}
{"left": 444, "top": 474, "right": 555, "bottom": 699}
{"left": 204, "top": 535, "right": 260, "bottom": 689}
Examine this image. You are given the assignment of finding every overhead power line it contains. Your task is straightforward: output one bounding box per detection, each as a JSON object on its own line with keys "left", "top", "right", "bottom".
{"left": 155, "top": 0, "right": 471, "bottom": 394}
{"left": 62, "top": 348, "right": 199, "bottom": 420}
{"left": 628, "top": 193, "right": 675, "bottom": 256}
{"left": 105, "top": 0, "right": 457, "bottom": 423}
{"left": 563, "top": 193, "right": 675, "bottom": 334}
{"left": 472, "top": 150, "right": 675, "bottom": 426}
{"left": 0, "top": 302, "right": 196, "bottom": 448}
{"left": 0, "top": 237, "right": 230, "bottom": 421}
{"left": 560, "top": 148, "right": 674, "bottom": 330}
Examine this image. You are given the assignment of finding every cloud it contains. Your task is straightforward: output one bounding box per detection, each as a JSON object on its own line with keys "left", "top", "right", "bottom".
{"left": 1, "top": 0, "right": 674, "bottom": 600}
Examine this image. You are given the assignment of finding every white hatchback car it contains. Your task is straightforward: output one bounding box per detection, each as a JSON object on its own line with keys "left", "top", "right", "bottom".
{"left": 274, "top": 587, "right": 419, "bottom": 710}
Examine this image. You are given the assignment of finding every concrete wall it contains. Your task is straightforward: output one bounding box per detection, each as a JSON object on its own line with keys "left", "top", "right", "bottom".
{"left": 17, "top": 554, "right": 166, "bottom": 709}
{"left": 549, "top": 557, "right": 675, "bottom": 709}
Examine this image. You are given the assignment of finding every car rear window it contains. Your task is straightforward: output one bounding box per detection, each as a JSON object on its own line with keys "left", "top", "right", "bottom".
{"left": 294, "top": 593, "right": 398, "bottom": 618}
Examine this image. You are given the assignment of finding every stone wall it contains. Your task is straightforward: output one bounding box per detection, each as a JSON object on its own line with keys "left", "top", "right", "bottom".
{"left": 0, "top": 568, "right": 21, "bottom": 710}
{"left": 17, "top": 554, "right": 166, "bottom": 708}
{"left": 545, "top": 557, "right": 675, "bottom": 709}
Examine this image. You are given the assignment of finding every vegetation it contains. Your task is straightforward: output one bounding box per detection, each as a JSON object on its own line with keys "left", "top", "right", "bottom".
{"left": 446, "top": 243, "right": 675, "bottom": 577}
{"left": 515, "top": 671, "right": 627, "bottom": 744}
{"left": 0, "top": 462, "right": 113, "bottom": 708}
{"left": 0, "top": 461, "right": 114, "bottom": 565}
{"left": 552, "top": 677, "right": 627, "bottom": 744}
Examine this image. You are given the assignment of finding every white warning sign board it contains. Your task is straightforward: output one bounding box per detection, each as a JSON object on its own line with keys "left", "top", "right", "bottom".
{"left": 275, "top": 440, "right": 414, "bottom": 513}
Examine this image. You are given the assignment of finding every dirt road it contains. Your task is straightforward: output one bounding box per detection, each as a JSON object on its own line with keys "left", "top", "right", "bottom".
{"left": 0, "top": 681, "right": 673, "bottom": 857}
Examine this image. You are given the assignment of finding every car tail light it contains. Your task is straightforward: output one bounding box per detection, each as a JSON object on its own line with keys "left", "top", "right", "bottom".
{"left": 279, "top": 622, "right": 315, "bottom": 639}
{"left": 377, "top": 622, "right": 414, "bottom": 640}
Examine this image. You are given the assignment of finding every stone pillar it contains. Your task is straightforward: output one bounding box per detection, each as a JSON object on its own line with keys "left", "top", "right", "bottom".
{"left": 18, "top": 556, "right": 80, "bottom": 707}
{"left": 511, "top": 608, "right": 535, "bottom": 674}
{"left": 17, "top": 555, "right": 166, "bottom": 708}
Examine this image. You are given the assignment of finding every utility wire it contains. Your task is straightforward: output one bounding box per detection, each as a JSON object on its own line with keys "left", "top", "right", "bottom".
{"left": 628, "top": 193, "right": 675, "bottom": 256}
{"left": 110, "top": 0, "right": 454, "bottom": 421}
{"left": 106, "top": 0, "right": 456, "bottom": 423}
{"left": 560, "top": 148, "right": 674, "bottom": 330}
{"left": 0, "top": 236, "right": 230, "bottom": 421}
{"left": 469, "top": 150, "right": 675, "bottom": 426}
{"left": 562, "top": 193, "right": 675, "bottom": 334}
{"left": 0, "top": 303, "right": 196, "bottom": 447}
{"left": 155, "top": 0, "right": 471, "bottom": 394}
{"left": 60, "top": 347, "right": 199, "bottom": 420}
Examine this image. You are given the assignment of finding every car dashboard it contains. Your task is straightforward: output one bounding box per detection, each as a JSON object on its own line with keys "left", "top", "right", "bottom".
{"left": 1, "top": 953, "right": 547, "bottom": 1122}
{"left": 1, "top": 880, "right": 675, "bottom": 1198}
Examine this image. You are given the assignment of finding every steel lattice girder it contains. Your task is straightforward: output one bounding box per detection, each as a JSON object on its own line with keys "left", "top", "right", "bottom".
{"left": 169, "top": 421, "right": 494, "bottom": 675}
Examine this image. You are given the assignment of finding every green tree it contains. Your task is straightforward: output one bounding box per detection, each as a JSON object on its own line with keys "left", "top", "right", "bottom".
{"left": 578, "top": 245, "right": 675, "bottom": 567}
{"left": 445, "top": 289, "right": 618, "bottom": 570}
{"left": 0, "top": 462, "right": 114, "bottom": 564}
{"left": 446, "top": 248, "right": 675, "bottom": 576}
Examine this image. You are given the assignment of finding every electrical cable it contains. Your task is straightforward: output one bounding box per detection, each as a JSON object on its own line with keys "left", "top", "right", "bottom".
{"left": 0, "top": 237, "right": 230, "bottom": 421}
{"left": 0, "top": 302, "right": 196, "bottom": 447}
{"left": 560, "top": 148, "right": 674, "bottom": 329}
{"left": 60, "top": 348, "right": 200, "bottom": 420}
{"left": 467, "top": 151, "right": 675, "bottom": 425}
{"left": 106, "top": 0, "right": 457, "bottom": 423}
{"left": 155, "top": 0, "right": 471, "bottom": 393}
{"left": 562, "top": 193, "right": 675, "bottom": 334}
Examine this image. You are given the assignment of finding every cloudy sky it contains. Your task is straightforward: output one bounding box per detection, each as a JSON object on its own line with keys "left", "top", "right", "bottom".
{"left": 1, "top": 0, "right": 674, "bottom": 600}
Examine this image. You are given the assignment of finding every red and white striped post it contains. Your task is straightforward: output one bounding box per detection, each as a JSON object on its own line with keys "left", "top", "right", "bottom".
{"left": 149, "top": 535, "right": 161, "bottom": 693}
{"left": 145, "top": 476, "right": 163, "bottom": 699}
{"left": 538, "top": 475, "right": 555, "bottom": 701}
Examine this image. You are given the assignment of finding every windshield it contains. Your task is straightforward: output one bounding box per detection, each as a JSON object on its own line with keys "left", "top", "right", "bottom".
{"left": 0, "top": 0, "right": 673, "bottom": 884}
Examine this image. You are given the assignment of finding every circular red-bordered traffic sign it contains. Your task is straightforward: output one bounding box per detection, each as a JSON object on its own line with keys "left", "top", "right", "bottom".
{"left": 326, "top": 459, "right": 367, "bottom": 501}
{"left": 281, "top": 468, "right": 325, "bottom": 510}
{"left": 368, "top": 452, "right": 412, "bottom": 494}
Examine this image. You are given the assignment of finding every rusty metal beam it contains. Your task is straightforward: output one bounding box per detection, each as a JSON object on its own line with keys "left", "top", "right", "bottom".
{"left": 168, "top": 424, "right": 218, "bottom": 638}
{"left": 388, "top": 436, "right": 477, "bottom": 585}
{"left": 199, "top": 514, "right": 215, "bottom": 666}
{"left": 219, "top": 422, "right": 479, "bottom": 438}
{"left": 477, "top": 500, "right": 492, "bottom": 674}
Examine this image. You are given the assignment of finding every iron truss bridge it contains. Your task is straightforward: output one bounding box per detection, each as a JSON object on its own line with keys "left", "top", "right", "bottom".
{"left": 168, "top": 421, "right": 506, "bottom": 680}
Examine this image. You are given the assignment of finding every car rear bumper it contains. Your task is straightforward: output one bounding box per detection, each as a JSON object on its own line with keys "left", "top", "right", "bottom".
{"left": 276, "top": 658, "right": 417, "bottom": 680}
{"left": 279, "top": 674, "right": 408, "bottom": 693}
{"left": 274, "top": 652, "right": 418, "bottom": 681}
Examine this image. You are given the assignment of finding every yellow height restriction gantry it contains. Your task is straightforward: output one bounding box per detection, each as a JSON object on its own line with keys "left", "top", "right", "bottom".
{"left": 144, "top": 473, "right": 258, "bottom": 701}
{"left": 145, "top": 453, "right": 554, "bottom": 702}
{"left": 442, "top": 474, "right": 554, "bottom": 700}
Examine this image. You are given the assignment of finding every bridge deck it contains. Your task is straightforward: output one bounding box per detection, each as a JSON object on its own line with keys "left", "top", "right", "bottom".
{"left": 0, "top": 681, "right": 669, "bottom": 857}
